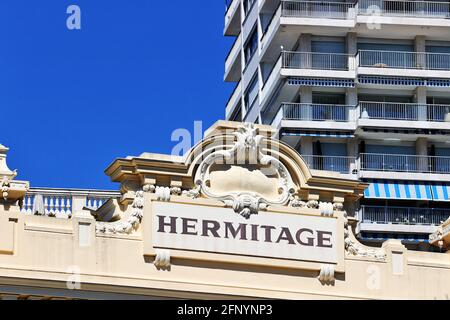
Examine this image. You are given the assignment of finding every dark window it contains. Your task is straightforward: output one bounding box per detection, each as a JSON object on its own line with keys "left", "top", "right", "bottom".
{"left": 244, "top": 28, "right": 258, "bottom": 65}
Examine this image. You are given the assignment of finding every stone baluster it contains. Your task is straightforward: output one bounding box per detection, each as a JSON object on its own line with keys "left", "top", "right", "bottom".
{"left": 54, "top": 197, "right": 60, "bottom": 216}
{"left": 59, "top": 197, "right": 66, "bottom": 216}
{"left": 65, "top": 197, "right": 72, "bottom": 217}
{"left": 49, "top": 197, "right": 55, "bottom": 216}
{"left": 26, "top": 195, "right": 33, "bottom": 214}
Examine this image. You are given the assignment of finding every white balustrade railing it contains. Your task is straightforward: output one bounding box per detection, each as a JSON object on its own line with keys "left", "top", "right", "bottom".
{"left": 283, "top": 103, "right": 355, "bottom": 122}
{"left": 20, "top": 188, "right": 121, "bottom": 219}
{"left": 360, "top": 153, "right": 450, "bottom": 174}
{"left": 281, "top": 0, "right": 356, "bottom": 19}
{"left": 359, "top": 101, "right": 450, "bottom": 122}
{"left": 359, "top": 0, "right": 450, "bottom": 18}
{"left": 358, "top": 50, "right": 450, "bottom": 70}
{"left": 303, "top": 155, "right": 357, "bottom": 174}
{"left": 360, "top": 205, "right": 450, "bottom": 226}
{"left": 282, "top": 51, "right": 352, "bottom": 70}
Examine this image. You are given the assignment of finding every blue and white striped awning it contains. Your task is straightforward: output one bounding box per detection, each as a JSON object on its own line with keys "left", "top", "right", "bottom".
{"left": 358, "top": 76, "right": 425, "bottom": 86}
{"left": 431, "top": 183, "right": 450, "bottom": 202}
{"left": 427, "top": 79, "right": 450, "bottom": 87}
{"left": 358, "top": 76, "right": 450, "bottom": 88}
{"left": 364, "top": 180, "right": 433, "bottom": 201}
{"left": 288, "top": 77, "right": 355, "bottom": 88}
{"left": 281, "top": 131, "right": 354, "bottom": 138}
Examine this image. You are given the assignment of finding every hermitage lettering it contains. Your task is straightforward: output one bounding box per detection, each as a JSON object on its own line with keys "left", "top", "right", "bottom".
{"left": 152, "top": 202, "right": 339, "bottom": 264}
{"left": 157, "top": 215, "right": 333, "bottom": 248}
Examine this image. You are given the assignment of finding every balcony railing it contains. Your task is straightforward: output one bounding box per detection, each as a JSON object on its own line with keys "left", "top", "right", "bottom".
{"left": 282, "top": 103, "right": 355, "bottom": 122}
{"left": 360, "top": 205, "right": 450, "bottom": 226}
{"left": 282, "top": 51, "right": 351, "bottom": 70}
{"left": 20, "top": 188, "right": 121, "bottom": 219}
{"left": 281, "top": 0, "right": 356, "bottom": 19}
{"left": 303, "top": 155, "right": 356, "bottom": 174}
{"left": 360, "top": 153, "right": 450, "bottom": 174}
{"left": 358, "top": 50, "right": 450, "bottom": 70}
{"left": 359, "top": 101, "right": 450, "bottom": 122}
{"left": 359, "top": 0, "right": 450, "bottom": 18}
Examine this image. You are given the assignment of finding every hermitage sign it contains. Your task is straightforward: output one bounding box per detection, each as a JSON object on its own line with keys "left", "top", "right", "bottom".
{"left": 152, "top": 202, "right": 338, "bottom": 264}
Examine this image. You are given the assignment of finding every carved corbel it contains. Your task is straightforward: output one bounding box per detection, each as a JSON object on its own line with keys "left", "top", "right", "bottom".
{"left": 318, "top": 264, "right": 335, "bottom": 285}
{"left": 319, "top": 202, "right": 334, "bottom": 216}
{"left": 154, "top": 249, "right": 171, "bottom": 270}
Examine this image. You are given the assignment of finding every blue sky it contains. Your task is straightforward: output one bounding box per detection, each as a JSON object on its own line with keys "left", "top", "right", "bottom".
{"left": 0, "top": 1, "right": 234, "bottom": 190}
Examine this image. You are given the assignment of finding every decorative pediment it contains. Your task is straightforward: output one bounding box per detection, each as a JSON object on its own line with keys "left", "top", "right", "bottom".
{"left": 192, "top": 123, "right": 296, "bottom": 218}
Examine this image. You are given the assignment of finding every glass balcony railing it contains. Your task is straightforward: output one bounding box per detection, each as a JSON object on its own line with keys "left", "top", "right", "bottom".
{"left": 360, "top": 153, "right": 450, "bottom": 174}
{"left": 359, "top": 0, "right": 450, "bottom": 18}
{"left": 358, "top": 50, "right": 450, "bottom": 70}
{"left": 360, "top": 205, "right": 450, "bottom": 226}
{"left": 282, "top": 51, "right": 352, "bottom": 70}
{"left": 359, "top": 101, "right": 450, "bottom": 122}
{"left": 281, "top": 0, "right": 356, "bottom": 19}
{"left": 282, "top": 103, "right": 355, "bottom": 122}
{"left": 303, "top": 155, "right": 356, "bottom": 174}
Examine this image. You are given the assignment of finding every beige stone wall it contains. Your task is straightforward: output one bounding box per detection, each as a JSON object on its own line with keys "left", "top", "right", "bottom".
{"left": 0, "top": 199, "right": 449, "bottom": 300}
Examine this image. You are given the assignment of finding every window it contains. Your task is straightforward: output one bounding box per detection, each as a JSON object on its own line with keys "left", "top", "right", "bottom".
{"left": 244, "top": 28, "right": 258, "bottom": 66}
{"left": 230, "top": 104, "right": 242, "bottom": 122}
{"left": 244, "top": 75, "right": 258, "bottom": 111}
{"left": 243, "top": 0, "right": 256, "bottom": 15}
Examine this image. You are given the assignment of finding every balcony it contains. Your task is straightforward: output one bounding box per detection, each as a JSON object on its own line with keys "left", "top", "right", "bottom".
{"left": 225, "top": 80, "right": 242, "bottom": 120}
{"left": 357, "top": 50, "right": 450, "bottom": 78}
{"left": 359, "top": 0, "right": 450, "bottom": 19}
{"left": 283, "top": 102, "right": 355, "bottom": 121}
{"left": 360, "top": 153, "right": 450, "bottom": 174}
{"left": 358, "top": 101, "right": 450, "bottom": 130}
{"left": 20, "top": 188, "right": 121, "bottom": 219}
{"left": 359, "top": 101, "right": 450, "bottom": 122}
{"left": 280, "top": 51, "right": 356, "bottom": 78}
{"left": 359, "top": 205, "right": 450, "bottom": 234}
{"left": 278, "top": 102, "right": 357, "bottom": 130}
{"left": 224, "top": 33, "right": 242, "bottom": 82}
{"left": 303, "top": 155, "right": 357, "bottom": 174}
{"left": 281, "top": 0, "right": 357, "bottom": 19}
{"left": 224, "top": 0, "right": 241, "bottom": 36}
{"left": 283, "top": 51, "right": 352, "bottom": 71}
{"left": 360, "top": 205, "right": 450, "bottom": 226}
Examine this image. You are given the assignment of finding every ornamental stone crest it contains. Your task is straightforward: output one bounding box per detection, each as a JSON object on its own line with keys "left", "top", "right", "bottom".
{"left": 192, "top": 123, "right": 296, "bottom": 218}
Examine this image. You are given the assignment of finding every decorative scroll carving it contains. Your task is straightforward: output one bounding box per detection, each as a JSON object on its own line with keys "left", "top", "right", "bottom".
{"left": 343, "top": 211, "right": 386, "bottom": 260}
{"left": 318, "top": 264, "right": 335, "bottom": 285}
{"left": 154, "top": 249, "right": 171, "bottom": 270}
{"left": 96, "top": 190, "right": 144, "bottom": 234}
{"left": 194, "top": 123, "right": 295, "bottom": 219}
{"left": 182, "top": 187, "right": 200, "bottom": 199}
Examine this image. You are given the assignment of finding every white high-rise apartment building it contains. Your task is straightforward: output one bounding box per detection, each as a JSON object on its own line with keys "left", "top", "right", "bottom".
{"left": 224, "top": 0, "right": 450, "bottom": 249}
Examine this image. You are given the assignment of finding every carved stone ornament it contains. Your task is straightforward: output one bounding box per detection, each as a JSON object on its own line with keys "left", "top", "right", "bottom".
{"left": 318, "top": 264, "right": 335, "bottom": 285}
{"left": 96, "top": 190, "right": 145, "bottom": 234}
{"left": 192, "top": 123, "right": 296, "bottom": 219}
{"left": 154, "top": 249, "right": 171, "bottom": 270}
{"left": 343, "top": 211, "right": 386, "bottom": 260}
{"left": 1, "top": 177, "right": 10, "bottom": 201}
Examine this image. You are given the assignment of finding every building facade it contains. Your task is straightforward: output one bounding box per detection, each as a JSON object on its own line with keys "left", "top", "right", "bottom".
{"left": 0, "top": 121, "right": 450, "bottom": 299}
{"left": 224, "top": 0, "right": 450, "bottom": 248}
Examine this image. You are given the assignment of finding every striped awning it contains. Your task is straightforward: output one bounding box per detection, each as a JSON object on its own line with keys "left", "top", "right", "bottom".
{"left": 288, "top": 77, "right": 355, "bottom": 88}
{"left": 364, "top": 180, "right": 432, "bottom": 201}
{"left": 281, "top": 130, "right": 354, "bottom": 138}
{"left": 358, "top": 76, "right": 450, "bottom": 88}
{"left": 431, "top": 183, "right": 450, "bottom": 202}
{"left": 358, "top": 76, "right": 425, "bottom": 86}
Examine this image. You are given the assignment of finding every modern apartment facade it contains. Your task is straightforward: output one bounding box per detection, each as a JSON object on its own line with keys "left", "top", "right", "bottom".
{"left": 224, "top": 0, "right": 450, "bottom": 249}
